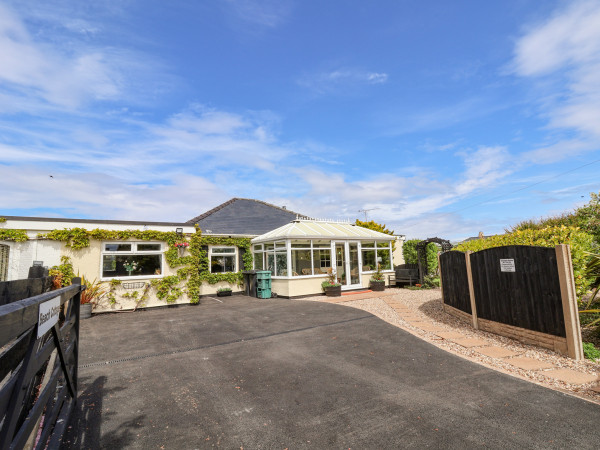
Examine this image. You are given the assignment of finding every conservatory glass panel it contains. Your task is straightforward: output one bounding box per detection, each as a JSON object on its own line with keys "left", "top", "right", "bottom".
{"left": 362, "top": 250, "right": 376, "bottom": 271}
{"left": 291, "top": 249, "right": 312, "bottom": 276}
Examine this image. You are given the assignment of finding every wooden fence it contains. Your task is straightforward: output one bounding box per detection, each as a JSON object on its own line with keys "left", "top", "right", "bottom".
{"left": 439, "top": 245, "right": 583, "bottom": 359}
{"left": 0, "top": 278, "right": 84, "bottom": 449}
{"left": 0, "top": 276, "right": 54, "bottom": 307}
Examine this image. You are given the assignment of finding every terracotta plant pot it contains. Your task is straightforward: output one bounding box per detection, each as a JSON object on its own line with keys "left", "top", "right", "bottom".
{"left": 324, "top": 285, "right": 342, "bottom": 297}
{"left": 370, "top": 280, "right": 385, "bottom": 292}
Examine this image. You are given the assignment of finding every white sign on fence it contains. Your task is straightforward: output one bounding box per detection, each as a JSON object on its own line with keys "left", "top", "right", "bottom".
{"left": 38, "top": 296, "right": 61, "bottom": 338}
{"left": 500, "top": 259, "right": 516, "bottom": 272}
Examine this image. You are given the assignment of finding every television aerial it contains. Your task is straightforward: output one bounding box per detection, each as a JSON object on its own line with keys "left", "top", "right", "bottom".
{"left": 358, "top": 207, "right": 380, "bottom": 221}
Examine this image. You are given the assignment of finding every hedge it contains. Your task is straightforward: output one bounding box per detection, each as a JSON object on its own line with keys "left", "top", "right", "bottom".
{"left": 454, "top": 226, "right": 595, "bottom": 298}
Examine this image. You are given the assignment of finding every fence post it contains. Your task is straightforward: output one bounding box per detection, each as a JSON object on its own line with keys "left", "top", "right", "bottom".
{"left": 72, "top": 277, "right": 82, "bottom": 397}
{"left": 555, "top": 245, "right": 584, "bottom": 360}
{"left": 465, "top": 251, "right": 479, "bottom": 329}
{"left": 437, "top": 252, "right": 443, "bottom": 302}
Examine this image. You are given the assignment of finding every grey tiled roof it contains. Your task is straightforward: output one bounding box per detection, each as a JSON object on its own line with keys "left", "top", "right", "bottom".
{"left": 187, "top": 198, "right": 304, "bottom": 235}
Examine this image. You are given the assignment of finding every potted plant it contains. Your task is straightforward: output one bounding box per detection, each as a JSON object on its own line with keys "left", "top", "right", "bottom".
{"left": 174, "top": 241, "right": 190, "bottom": 257}
{"left": 217, "top": 287, "right": 233, "bottom": 297}
{"left": 80, "top": 276, "right": 108, "bottom": 319}
{"left": 322, "top": 269, "right": 342, "bottom": 297}
{"left": 370, "top": 264, "right": 385, "bottom": 292}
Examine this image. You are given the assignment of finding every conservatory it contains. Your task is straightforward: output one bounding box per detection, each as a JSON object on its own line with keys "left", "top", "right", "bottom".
{"left": 251, "top": 219, "right": 397, "bottom": 297}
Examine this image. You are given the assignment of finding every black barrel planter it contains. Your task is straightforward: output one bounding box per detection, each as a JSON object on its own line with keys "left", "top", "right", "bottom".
{"left": 324, "top": 285, "right": 342, "bottom": 297}
{"left": 370, "top": 280, "right": 385, "bottom": 291}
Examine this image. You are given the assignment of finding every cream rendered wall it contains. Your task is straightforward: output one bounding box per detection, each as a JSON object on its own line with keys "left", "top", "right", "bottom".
{"left": 393, "top": 237, "right": 405, "bottom": 266}
{"left": 65, "top": 240, "right": 191, "bottom": 313}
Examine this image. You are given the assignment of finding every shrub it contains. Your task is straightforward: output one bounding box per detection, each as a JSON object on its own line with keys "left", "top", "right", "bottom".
{"left": 455, "top": 226, "right": 595, "bottom": 298}
{"left": 509, "top": 192, "right": 600, "bottom": 245}
{"left": 422, "top": 275, "right": 440, "bottom": 289}
{"left": 402, "top": 239, "right": 439, "bottom": 274}
{"left": 49, "top": 256, "right": 75, "bottom": 288}
{"left": 583, "top": 342, "right": 600, "bottom": 361}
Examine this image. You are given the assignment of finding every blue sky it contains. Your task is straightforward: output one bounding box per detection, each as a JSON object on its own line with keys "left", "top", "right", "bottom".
{"left": 1, "top": 0, "right": 599, "bottom": 240}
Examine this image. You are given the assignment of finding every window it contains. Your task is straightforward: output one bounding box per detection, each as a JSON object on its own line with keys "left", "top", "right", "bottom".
{"left": 210, "top": 247, "right": 237, "bottom": 273}
{"left": 101, "top": 242, "right": 163, "bottom": 279}
{"left": 361, "top": 241, "right": 392, "bottom": 271}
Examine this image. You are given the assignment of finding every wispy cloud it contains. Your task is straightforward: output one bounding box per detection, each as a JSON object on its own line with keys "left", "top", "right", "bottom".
{"left": 298, "top": 68, "right": 389, "bottom": 94}
{"left": 513, "top": 0, "right": 600, "bottom": 146}
{"left": 0, "top": 3, "right": 171, "bottom": 113}
{"left": 221, "top": 0, "right": 292, "bottom": 29}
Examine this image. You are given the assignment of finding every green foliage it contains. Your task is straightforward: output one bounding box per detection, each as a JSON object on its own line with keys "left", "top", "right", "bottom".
{"left": 0, "top": 229, "right": 29, "bottom": 242}
{"left": 370, "top": 263, "right": 384, "bottom": 281}
{"left": 422, "top": 274, "right": 440, "bottom": 289}
{"left": 455, "top": 226, "right": 595, "bottom": 297}
{"left": 151, "top": 276, "right": 183, "bottom": 304}
{"left": 583, "top": 342, "right": 600, "bottom": 361}
{"left": 402, "top": 239, "right": 439, "bottom": 273}
{"left": 0, "top": 217, "right": 6, "bottom": 223}
{"left": 49, "top": 256, "right": 75, "bottom": 287}
{"left": 217, "top": 287, "right": 232, "bottom": 293}
{"left": 509, "top": 192, "right": 600, "bottom": 244}
{"left": 403, "top": 239, "right": 419, "bottom": 264}
{"left": 355, "top": 219, "right": 396, "bottom": 250}
{"left": 39, "top": 228, "right": 180, "bottom": 250}
{"left": 322, "top": 268, "right": 341, "bottom": 289}
{"left": 79, "top": 275, "right": 107, "bottom": 305}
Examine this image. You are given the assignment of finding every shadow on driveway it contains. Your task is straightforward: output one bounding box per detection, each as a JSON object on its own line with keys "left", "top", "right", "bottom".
{"left": 62, "top": 296, "right": 600, "bottom": 449}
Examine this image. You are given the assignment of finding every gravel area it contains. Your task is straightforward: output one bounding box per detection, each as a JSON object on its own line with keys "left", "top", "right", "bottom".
{"left": 299, "top": 288, "right": 600, "bottom": 403}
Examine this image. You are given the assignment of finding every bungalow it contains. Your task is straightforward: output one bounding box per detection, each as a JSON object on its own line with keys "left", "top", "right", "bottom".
{"left": 0, "top": 198, "right": 404, "bottom": 311}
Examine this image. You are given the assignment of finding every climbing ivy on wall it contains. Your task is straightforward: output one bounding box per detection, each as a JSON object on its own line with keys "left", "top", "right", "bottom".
{"left": 22, "top": 226, "right": 254, "bottom": 304}
{"left": 0, "top": 229, "right": 29, "bottom": 242}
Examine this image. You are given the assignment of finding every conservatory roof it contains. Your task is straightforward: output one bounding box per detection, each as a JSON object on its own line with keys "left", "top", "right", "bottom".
{"left": 251, "top": 220, "right": 396, "bottom": 243}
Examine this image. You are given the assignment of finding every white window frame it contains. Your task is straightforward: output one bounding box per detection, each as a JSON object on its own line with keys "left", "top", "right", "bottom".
{"left": 360, "top": 241, "right": 394, "bottom": 272}
{"left": 209, "top": 245, "right": 238, "bottom": 273}
{"left": 100, "top": 241, "right": 164, "bottom": 281}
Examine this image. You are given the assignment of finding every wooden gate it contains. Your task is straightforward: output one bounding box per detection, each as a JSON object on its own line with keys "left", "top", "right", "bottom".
{"left": 0, "top": 278, "right": 84, "bottom": 449}
{"left": 0, "top": 245, "right": 8, "bottom": 282}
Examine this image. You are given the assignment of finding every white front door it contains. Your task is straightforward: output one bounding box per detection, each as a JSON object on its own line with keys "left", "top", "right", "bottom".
{"left": 333, "top": 241, "right": 362, "bottom": 290}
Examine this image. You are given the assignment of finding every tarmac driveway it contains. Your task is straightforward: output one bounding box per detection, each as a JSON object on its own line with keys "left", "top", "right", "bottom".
{"left": 63, "top": 296, "right": 600, "bottom": 449}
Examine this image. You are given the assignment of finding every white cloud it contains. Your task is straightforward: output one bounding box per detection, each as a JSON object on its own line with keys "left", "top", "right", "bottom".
{"left": 513, "top": 0, "right": 600, "bottom": 141}
{"left": 0, "top": 165, "right": 227, "bottom": 222}
{"left": 298, "top": 68, "right": 389, "bottom": 93}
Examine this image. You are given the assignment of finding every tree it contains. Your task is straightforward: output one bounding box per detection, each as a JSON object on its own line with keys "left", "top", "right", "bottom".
{"left": 355, "top": 219, "right": 396, "bottom": 250}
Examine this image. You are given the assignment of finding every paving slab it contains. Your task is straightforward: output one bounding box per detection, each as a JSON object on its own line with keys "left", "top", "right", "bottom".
{"left": 505, "top": 357, "right": 555, "bottom": 371}
{"left": 543, "top": 368, "right": 599, "bottom": 385}
{"left": 415, "top": 324, "right": 446, "bottom": 333}
{"left": 449, "top": 337, "right": 491, "bottom": 348}
{"left": 476, "top": 346, "right": 521, "bottom": 358}
{"left": 435, "top": 331, "right": 465, "bottom": 340}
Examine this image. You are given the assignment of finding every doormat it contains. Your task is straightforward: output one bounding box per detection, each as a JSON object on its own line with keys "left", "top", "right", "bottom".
{"left": 341, "top": 290, "right": 373, "bottom": 296}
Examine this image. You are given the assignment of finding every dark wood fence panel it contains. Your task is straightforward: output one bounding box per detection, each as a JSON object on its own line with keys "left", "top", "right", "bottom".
{"left": 0, "top": 276, "right": 54, "bottom": 306}
{"left": 470, "top": 246, "right": 566, "bottom": 337}
{"left": 0, "top": 280, "right": 83, "bottom": 450}
{"left": 439, "top": 251, "right": 471, "bottom": 314}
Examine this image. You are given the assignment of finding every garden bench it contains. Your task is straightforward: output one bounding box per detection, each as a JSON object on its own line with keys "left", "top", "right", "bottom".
{"left": 394, "top": 264, "right": 420, "bottom": 286}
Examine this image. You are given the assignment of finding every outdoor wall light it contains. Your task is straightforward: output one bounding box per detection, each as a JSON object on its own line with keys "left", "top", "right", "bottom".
{"left": 33, "top": 261, "right": 43, "bottom": 266}
{"left": 176, "top": 228, "right": 183, "bottom": 236}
